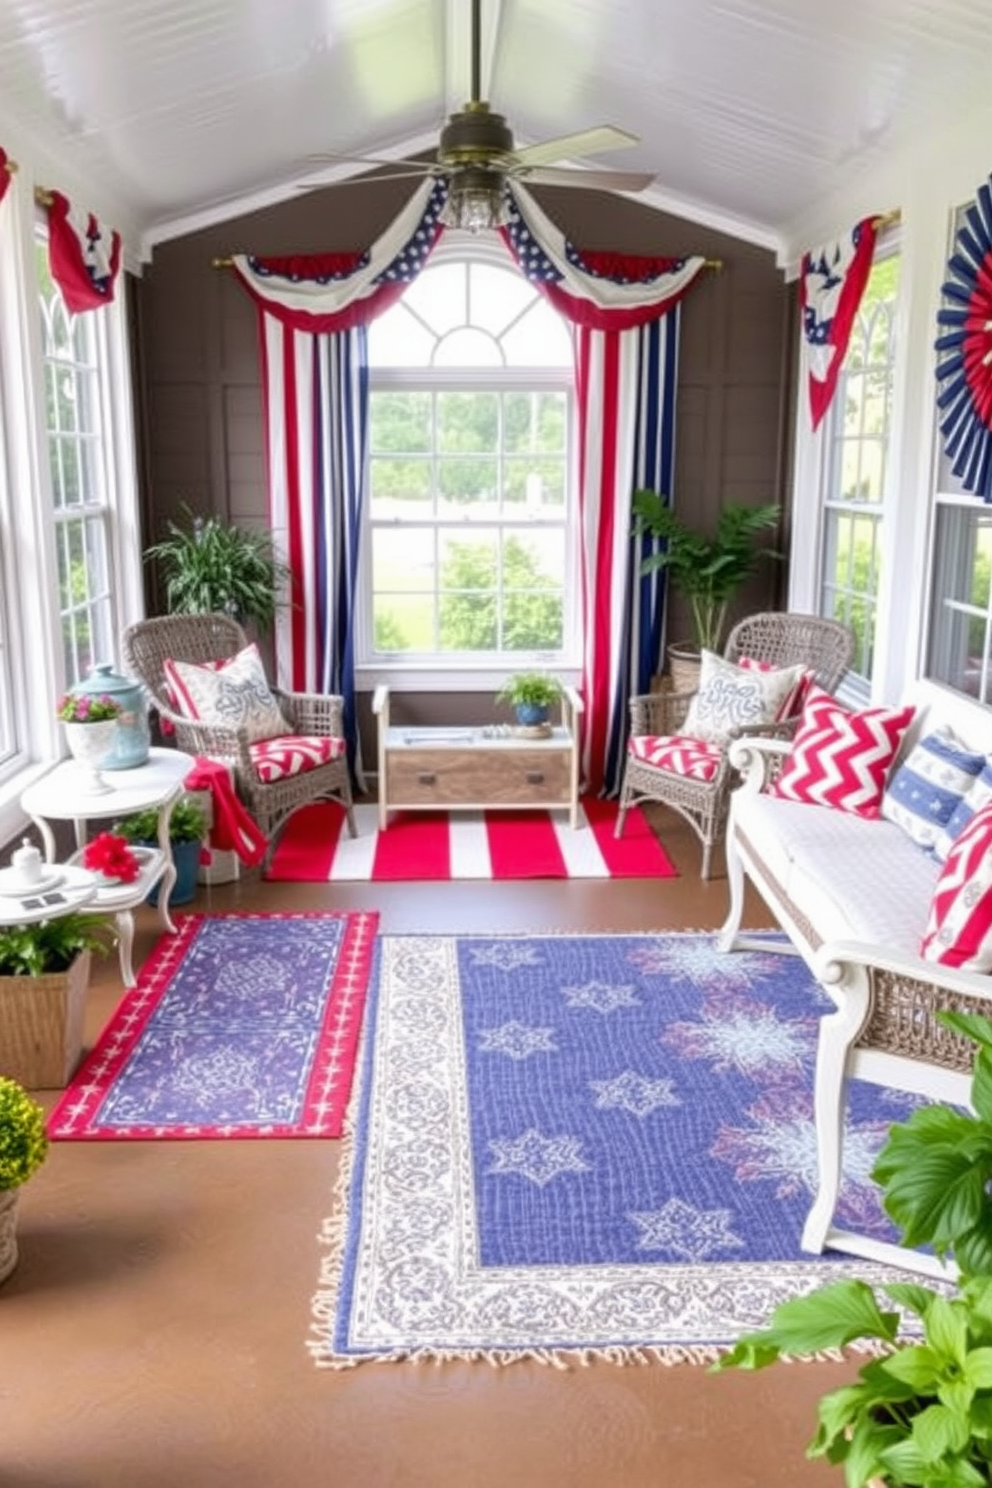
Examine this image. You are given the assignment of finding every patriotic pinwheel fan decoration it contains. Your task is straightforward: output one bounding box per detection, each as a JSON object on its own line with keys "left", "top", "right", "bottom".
{"left": 934, "top": 173, "right": 992, "bottom": 502}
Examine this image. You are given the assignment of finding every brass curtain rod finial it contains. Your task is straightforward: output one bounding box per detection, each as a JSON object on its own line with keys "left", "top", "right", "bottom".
{"left": 212, "top": 255, "right": 234, "bottom": 268}
{"left": 704, "top": 257, "right": 723, "bottom": 271}
{"left": 874, "top": 208, "right": 901, "bottom": 231}
{"left": 4, "top": 156, "right": 17, "bottom": 175}
{"left": 33, "top": 186, "right": 54, "bottom": 207}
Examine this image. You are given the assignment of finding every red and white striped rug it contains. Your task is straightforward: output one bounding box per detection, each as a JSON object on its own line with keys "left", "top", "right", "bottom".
{"left": 265, "top": 798, "right": 677, "bottom": 882}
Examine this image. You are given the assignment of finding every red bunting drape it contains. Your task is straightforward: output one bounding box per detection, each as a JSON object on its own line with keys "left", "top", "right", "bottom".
{"left": 43, "top": 188, "right": 122, "bottom": 313}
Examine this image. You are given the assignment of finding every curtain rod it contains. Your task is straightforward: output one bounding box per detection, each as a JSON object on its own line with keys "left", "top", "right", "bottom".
{"left": 34, "top": 186, "right": 54, "bottom": 207}
{"left": 211, "top": 254, "right": 725, "bottom": 270}
{"left": 874, "top": 208, "right": 901, "bottom": 231}
{"left": 3, "top": 156, "right": 16, "bottom": 176}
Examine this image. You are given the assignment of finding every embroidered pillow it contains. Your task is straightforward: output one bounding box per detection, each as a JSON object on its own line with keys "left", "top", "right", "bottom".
{"left": 881, "top": 727, "right": 987, "bottom": 855}
{"left": 934, "top": 758, "right": 992, "bottom": 862}
{"left": 163, "top": 644, "right": 289, "bottom": 744}
{"left": 738, "top": 656, "right": 815, "bottom": 720}
{"left": 921, "top": 802, "right": 992, "bottom": 970}
{"left": 682, "top": 650, "right": 806, "bottom": 746}
{"left": 769, "top": 686, "right": 916, "bottom": 818}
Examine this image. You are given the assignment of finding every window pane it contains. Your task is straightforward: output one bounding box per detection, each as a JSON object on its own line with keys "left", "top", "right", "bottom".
{"left": 927, "top": 504, "right": 992, "bottom": 701}
{"left": 438, "top": 392, "right": 498, "bottom": 453}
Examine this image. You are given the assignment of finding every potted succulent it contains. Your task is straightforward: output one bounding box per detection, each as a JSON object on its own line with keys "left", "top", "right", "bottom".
{"left": 113, "top": 797, "right": 207, "bottom": 906}
{"left": 0, "top": 1075, "right": 48, "bottom": 1284}
{"left": 0, "top": 912, "right": 115, "bottom": 1088}
{"left": 715, "top": 1009, "right": 992, "bottom": 1487}
{"left": 631, "top": 491, "right": 781, "bottom": 688}
{"left": 495, "top": 672, "right": 564, "bottom": 728}
{"left": 144, "top": 503, "right": 289, "bottom": 631}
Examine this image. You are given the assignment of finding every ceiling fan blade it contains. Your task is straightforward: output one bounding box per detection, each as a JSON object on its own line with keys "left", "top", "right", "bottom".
{"left": 295, "top": 168, "right": 437, "bottom": 191}
{"left": 517, "top": 165, "right": 655, "bottom": 193}
{"left": 512, "top": 126, "right": 640, "bottom": 169}
{"left": 303, "top": 151, "right": 437, "bottom": 173}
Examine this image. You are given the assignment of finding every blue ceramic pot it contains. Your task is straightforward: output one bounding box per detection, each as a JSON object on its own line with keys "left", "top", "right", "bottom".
{"left": 146, "top": 840, "right": 201, "bottom": 907}
{"left": 515, "top": 703, "right": 550, "bottom": 727}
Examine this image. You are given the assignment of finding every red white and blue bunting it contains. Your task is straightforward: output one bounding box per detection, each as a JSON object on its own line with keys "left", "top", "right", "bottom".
{"left": 934, "top": 173, "right": 992, "bottom": 502}
{"left": 45, "top": 189, "right": 122, "bottom": 313}
{"left": 799, "top": 216, "right": 878, "bottom": 431}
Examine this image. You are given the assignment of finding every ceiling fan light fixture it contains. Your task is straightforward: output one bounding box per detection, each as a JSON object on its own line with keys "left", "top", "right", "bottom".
{"left": 440, "top": 168, "right": 510, "bottom": 233}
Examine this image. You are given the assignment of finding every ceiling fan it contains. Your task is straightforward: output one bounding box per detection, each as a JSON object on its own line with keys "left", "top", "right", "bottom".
{"left": 303, "top": 0, "right": 655, "bottom": 230}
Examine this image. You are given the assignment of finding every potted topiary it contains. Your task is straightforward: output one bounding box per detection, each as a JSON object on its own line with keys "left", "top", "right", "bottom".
{"left": 495, "top": 672, "right": 564, "bottom": 728}
{"left": 0, "top": 912, "right": 115, "bottom": 1088}
{"left": 113, "top": 797, "right": 207, "bottom": 906}
{"left": 714, "top": 1009, "right": 992, "bottom": 1487}
{"left": 0, "top": 1075, "right": 48, "bottom": 1284}
{"left": 631, "top": 491, "right": 781, "bottom": 689}
{"left": 143, "top": 503, "right": 289, "bottom": 632}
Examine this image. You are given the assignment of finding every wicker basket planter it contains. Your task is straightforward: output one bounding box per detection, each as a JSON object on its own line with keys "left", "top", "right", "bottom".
{"left": 0, "top": 950, "right": 91, "bottom": 1088}
{"left": 666, "top": 642, "right": 702, "bottom": 693}
{"left": 0, "top": 1188, "right": 18, "bottom": 1284}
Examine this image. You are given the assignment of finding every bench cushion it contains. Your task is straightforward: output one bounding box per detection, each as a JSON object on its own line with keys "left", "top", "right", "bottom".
{"left": 734, "top": 790, "right": 940, "bottom": 954}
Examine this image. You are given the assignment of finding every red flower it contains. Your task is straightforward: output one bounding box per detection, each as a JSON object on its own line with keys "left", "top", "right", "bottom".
{"left": 83, "top": 833, "right": 141, "bottom": 884}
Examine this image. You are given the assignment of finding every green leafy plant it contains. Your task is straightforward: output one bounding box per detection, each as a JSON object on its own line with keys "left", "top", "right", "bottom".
{"left": 714, "top": 1009, "right": 992, "bottom": 1487}
{"left": 632, "top": 492, "right": 781, "bottom": 653}
{"left": 144, "top": 503, "right": 289, "bottom": 631}
{"left": 0, "top": 913, "right": 114, "bottom": 977}
{"left": 0, "top": 1077, "right": 48, "bottom": 1190}
{"left": 495, "top": 673, "right": 564, "bottom": 709}
{"left": 113, "top": 798, "right": 206, "bottom": 846}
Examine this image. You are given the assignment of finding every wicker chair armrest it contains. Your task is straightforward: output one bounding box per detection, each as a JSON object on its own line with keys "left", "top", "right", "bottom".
{"left": 150, "top": 700, "right": 256, "bottom": 773}
{"left": 726, "top": 734, "right": 791, "bottom": 793}
{"left": 274, "top": 689, "right": 345, "bottom": 737}
{"left": 628, "top": 688, "right": 696, "bottom": 737}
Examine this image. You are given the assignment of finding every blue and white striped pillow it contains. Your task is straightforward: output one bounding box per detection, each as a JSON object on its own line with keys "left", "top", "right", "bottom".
{"left": 881, "top": 727, "right": 987, "bottom": 857}
{"left": 934, "top": 757, "right": 992, "bottom": 862}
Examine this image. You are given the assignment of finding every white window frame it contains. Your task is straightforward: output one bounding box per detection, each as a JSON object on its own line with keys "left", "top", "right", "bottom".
{"left": 358, "top": 235, "right": 580, "bottom": 692}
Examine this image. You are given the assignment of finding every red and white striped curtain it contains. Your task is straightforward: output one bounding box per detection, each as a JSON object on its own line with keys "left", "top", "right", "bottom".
{"left": 0, "top": 148, "right": 12, "bottom": 211}
{"left": 799, "top": 217, "right": 878, "bottom": 431}
{"left": 42, "top": 189, "right": 122, "bottom": 313}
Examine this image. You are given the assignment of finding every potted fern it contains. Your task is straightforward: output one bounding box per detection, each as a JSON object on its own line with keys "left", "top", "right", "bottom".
{"left": 714, "top": 1009, "right": 992, "bottom": 1487}
{"left": 0, "top": 1076, "right": 48, "bottom": 1284}
{"left": 144, "top": 503, "right": 289, "bottom": 631}
{"left": 631, "top": 492, "right": 781, "bottom": 688}
{"left": 495, "top": 672, "right": 564, "bottom": 727}
{"left": 0, "top": 912, "right": 115, "bottom": 1088}
{"left": 113, "top": 798, "right": 207, "bottom": 906}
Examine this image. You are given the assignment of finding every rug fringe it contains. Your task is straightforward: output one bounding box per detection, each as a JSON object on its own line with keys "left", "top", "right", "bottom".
{"left": 308, "top": 1339, "right": 890, "bottom": 1371}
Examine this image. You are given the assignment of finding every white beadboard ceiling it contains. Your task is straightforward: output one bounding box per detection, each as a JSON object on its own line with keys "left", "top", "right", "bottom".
{"left": 1, "top": 0, "right": 990, "bottom": 261}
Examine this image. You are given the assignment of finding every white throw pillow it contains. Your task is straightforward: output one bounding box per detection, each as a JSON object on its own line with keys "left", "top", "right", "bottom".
{"left": 163, "top": 643, "right": 290, "bottom": 743}
{"left": 682, "top": 650, "right": 806, "bottom": 746}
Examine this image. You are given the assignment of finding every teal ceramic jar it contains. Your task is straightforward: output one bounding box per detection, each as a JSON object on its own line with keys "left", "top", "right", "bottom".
{"left": 69, "top": 662, "right": 150, "bottom": 769}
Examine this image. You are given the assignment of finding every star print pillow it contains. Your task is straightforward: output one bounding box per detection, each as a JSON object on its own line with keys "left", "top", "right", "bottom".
{"left": 880, "top": 726, "right": 986, "bottom": 855}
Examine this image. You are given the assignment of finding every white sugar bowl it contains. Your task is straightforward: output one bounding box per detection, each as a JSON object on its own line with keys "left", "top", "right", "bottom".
{"left": 10, "top": 838, "right": 43, "bottom": 888}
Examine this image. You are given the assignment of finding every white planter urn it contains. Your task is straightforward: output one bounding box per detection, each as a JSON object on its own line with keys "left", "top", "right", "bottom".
{"left": 63, "top": 719, "right": 118, "bottom": 794}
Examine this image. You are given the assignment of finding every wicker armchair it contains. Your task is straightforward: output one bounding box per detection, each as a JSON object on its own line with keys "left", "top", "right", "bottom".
{"left": 121, "top": 613, "right": 357, "bottom": 857}
{"left": 615, "top": 612, "right": 855, "bottom": 879}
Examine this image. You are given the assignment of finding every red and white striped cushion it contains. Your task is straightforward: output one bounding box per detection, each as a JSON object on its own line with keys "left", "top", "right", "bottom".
{"left": 769, "top": 686, "right": 916, "bottom": 818}
{"left": 628, "top": 734, "right": 723, "bottom": 782}
{"left": 921, "top": 802, "right": 992, "bottom": 970}
{"left": 249, "top": 734, "right": 346, "bottom": 783}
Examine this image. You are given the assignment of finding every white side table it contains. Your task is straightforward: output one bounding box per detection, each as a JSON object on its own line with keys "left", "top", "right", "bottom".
{"left": 20, "top": 748, "right": 196, "bottom": 987}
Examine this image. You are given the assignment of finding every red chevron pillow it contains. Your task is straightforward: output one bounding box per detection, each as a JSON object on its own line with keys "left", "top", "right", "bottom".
{"left": 769, "top": 686, "right": 916, "bottom": 818}
{"left": 921, "top": 803, "right": 992, "bottom": 969}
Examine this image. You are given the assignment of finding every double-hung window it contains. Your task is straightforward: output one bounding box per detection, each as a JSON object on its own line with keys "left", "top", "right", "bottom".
{"left": 364, "top": 243, "right": 575, "bottom": 676}
{"left": 817, "top": 250, "right": 901, "bottom": 693}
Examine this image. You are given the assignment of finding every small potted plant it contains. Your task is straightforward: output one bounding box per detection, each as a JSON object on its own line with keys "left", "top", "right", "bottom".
{"left": 113, "top": 797, "right": 207, "bottom": 906}
{"left": 631, "top": 492, "right": 781, "bottom": 689}
{"left": 144, "top": 503, "right": 289, "bottom": 631}
{"left": 715, "top": 1009, "right": 992, "bottom": 1486}
{"left": 0, "top": 912, "right": 115, "bottom": 1087}
{"left": 0, "top": 1075, "right": 48, "bottom": 1284}
{"left": 55, "top": 691, "right": 125, "bottom": 793}
{"left": 495, "top": 672, "right": 564, "bottom": 728}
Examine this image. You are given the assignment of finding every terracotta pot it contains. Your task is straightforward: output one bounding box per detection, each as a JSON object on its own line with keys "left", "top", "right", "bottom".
{"left": 0, "top": 1188, "right": 19, "bottom": 1285}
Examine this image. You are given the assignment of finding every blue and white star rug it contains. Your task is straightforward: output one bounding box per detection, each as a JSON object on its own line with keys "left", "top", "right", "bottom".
{"left": 310, "top": 931, "right": 925, "bottom": 1367}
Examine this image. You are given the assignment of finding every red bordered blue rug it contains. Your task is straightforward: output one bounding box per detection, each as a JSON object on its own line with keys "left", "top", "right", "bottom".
{"left": 47, "top": 910, "right": 379, "bottom": 1141}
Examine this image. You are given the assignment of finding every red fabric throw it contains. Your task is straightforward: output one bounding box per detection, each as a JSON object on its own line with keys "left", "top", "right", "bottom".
{"left": 184, "top": 757, "right": 268, "bottom": 866}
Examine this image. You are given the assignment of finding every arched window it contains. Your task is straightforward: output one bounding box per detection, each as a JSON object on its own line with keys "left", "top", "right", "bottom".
{"left": 363, "top": 238, "right": 576, "bottom": 673}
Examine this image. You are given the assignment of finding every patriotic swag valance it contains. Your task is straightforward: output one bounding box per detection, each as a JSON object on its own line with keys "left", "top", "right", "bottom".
{"left": 934, "top": 172, "right": 992, "bottom": 503}
{"left": 227, "top": 180, "right": 707, "bottom": 794}
{"left": 43, "top": 189, "right": 122, "bottom": 314}
{"left": 799, "top": 216, "right": 878, "bottom": 431}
